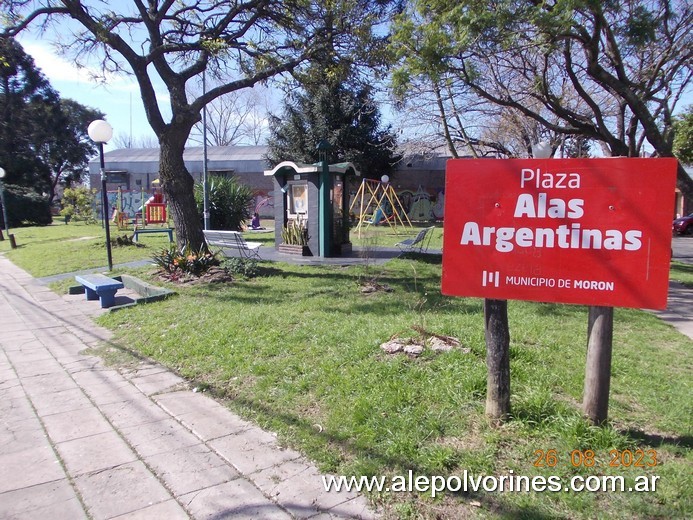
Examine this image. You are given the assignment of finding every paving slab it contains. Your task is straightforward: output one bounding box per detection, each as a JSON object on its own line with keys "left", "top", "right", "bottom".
{"left": 144, "top": 443, "right": 239, "bottom": 496}
{"left": 179, "top": 479, "right": 292, "bottom": 520}
{"left": 0, "top": 479, "right": 87, "bottom": 520}
{"left": 0, "top": 444, "right": 65, "bottom": 493}
{"left": 56, "top": 430, "right": 139, "bottom": 477}
{"left": 109, "top": 499, "right": 190, "bottom": 520}
{"left": 154, "top": 390, "right": 255, "bottom": 440}
{"left": 74, "top": 461, "right": 173, "bottom": 519}
{"left": 252, "top": 459, "right": 356, "bottom": 518}
{"left": 209, "top": 429, "right": 303, "bottom": 475}
{"left": 119, "top": 417, "right": 202, "bottom": 458}
{"left": 40, "top": 406, "right": 113, "bottom": 443}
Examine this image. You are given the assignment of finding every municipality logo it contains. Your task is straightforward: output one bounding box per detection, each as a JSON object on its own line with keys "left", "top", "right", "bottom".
{"left": 482, "top": 270, "right": 500, "bottom": 287}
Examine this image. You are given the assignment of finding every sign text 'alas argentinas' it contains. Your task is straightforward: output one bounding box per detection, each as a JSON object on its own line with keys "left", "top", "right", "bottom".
{"left": 460, "top": 168, "right": 643, "bottom": 254}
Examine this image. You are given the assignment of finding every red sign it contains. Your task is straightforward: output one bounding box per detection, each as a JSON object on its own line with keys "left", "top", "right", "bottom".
{"left": 441, "top": 158, "right": 677, "bottom": 309}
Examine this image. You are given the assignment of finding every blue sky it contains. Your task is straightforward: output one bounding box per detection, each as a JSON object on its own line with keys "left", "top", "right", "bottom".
{"left": 16, "top": 35, "right": 162, "bottom": 151}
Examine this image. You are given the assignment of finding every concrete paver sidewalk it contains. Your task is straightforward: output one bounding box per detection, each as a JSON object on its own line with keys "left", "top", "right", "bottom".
{"left": 0, "top": 256, "right": 376, "bottom": 520}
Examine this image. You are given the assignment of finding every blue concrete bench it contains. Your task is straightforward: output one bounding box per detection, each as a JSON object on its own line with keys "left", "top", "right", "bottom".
{"left": 74, "top": 274, "right": 124, "bottom": 308}
{"left": 133, "top": 227, "right": 174, "bottom": 242}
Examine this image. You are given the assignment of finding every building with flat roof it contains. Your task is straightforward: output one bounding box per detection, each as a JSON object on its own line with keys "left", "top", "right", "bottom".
{"left": 88, "top": 144, "right": 451, "bottom": 221}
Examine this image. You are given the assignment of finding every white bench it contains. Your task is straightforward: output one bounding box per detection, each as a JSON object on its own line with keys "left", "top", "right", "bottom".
{"left": 203, "top": 230, "right": 262, "bottom": 260}
{"left": 395, "top": 226, "right": 435, "bottom": 253}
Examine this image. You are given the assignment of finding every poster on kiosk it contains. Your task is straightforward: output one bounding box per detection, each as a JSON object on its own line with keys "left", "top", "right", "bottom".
{"left": 441, "top": 158, "right": 677, "bottom": 310}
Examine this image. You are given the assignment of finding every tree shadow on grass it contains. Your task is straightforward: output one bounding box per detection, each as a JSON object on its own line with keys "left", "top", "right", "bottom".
{"left": 621, "top": 428, "right": 693, "bottom": 450}
{"left": 398, "top": 252, "right": 443, "bottom": 264}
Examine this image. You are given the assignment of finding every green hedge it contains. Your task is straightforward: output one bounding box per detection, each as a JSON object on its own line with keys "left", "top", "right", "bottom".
{"left": 1, "top": 184, "right": 52, "bottom": 226}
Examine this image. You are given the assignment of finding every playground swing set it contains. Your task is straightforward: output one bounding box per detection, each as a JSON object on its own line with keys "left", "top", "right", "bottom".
{"left": 349, "top": 177, "right": 413, "bottom": 238}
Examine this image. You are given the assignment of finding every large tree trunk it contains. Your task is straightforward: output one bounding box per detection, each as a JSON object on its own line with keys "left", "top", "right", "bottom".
{"left": 485, "top": 298, "right": 511, "bottom": 422}
{"left": 158, "top": 132, "right": 205, "bottom": 252}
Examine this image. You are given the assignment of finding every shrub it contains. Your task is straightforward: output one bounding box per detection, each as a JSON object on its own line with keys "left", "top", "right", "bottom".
{"left": 194, "top": 175, "right": 254, "bottom": 231}
{"left": 281, "top": 217, "right": 309, "bottom": 245}
{"left": 152, "top": 244, "right": 220, "bottom": 277}
{"left": 2, "top": 184, "right": 52, "bottom": 226}
{"left": 60, "top": 186, "right": 97, "bottom": 223}
{"left": 222, "top": 257, "right": 259, "bottom": 279}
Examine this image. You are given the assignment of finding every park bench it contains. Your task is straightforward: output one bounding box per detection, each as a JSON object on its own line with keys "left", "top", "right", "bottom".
{"left": 132, "top": 227, "right": 174, "bottom": 242}
{"left": 74, "top": 274, "right": 124, "bottom": 308}
{"left": 203, "top": 230, "right": 262, "bottom": 260}
{"left": 395, "top": 226, "right": 435, "bottom": 253}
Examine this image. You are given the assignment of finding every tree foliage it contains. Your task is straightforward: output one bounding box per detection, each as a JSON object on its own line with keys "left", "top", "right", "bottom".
{"left": 673, "top": 106, "right": 693, "bottom": 164}
{"left": 193, "top": 175, "right": 254, "bottom": 232}
{"left": 3, "top": 183, "right": 51, "bottom": 226}
{"left": 60, "top": 186, "right": 97, "bottom": 223}
{"left": 0, "top": 37, "right": 102, "bottom": 204}
{"left": 266, "top": 6, "right": 401, "bottom": 179}
{"left": 0, "top": 36, "right": 56, "bottom": 189}
{"left": 2, "top": 0, "right": 402, "bottom": 250}
{"left": 391, "top": 0, "right": 692, "bottom": 191}
{"left": 35, "top": 98, "right": 104, "bottom": 204}
{"left": 266, "top": 66, "right": 399, "bottom": 178}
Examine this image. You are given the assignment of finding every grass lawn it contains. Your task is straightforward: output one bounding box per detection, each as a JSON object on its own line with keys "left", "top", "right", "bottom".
{"left": 0, "top": 221, "right": 173, "bottom": 276}
{"left": 670, "top": 260, "right": 693, "bottom": 287}
{"left": 3, "top": 223, "right": 692, "bottom": 519}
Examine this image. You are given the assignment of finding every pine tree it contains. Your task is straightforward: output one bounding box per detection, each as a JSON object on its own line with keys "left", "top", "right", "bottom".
{"left": 267, "top": 62, "right": 399, "bottom": 179}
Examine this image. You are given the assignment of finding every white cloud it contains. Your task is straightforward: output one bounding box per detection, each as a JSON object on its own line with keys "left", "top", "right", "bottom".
{"left": 20, "top": 41, "right": 102, "bottom": 84}
{"left": 18, "top": 38, "right": 146, "bottom": 94}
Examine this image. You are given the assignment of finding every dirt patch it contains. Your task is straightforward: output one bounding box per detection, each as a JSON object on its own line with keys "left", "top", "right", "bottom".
{"left": 380, "top": 327, "right": 470, "bottom": 358}
{"left": 359, "top": 279, "right": 393, "bottom": 294}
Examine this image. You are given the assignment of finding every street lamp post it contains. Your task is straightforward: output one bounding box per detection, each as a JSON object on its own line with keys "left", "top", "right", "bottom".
{"left": 0, "top": 167, "right": 12, "bottom": 247}
{"left": 88, "top": 120, "right": 114, "bottom": 271}
{"left": 202, "top": 70, "right": 210, "bottom": 230}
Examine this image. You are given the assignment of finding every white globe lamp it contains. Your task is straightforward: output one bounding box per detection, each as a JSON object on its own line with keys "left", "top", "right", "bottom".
{"left": 88, "top": 120, "right": 113, "bottom": 143}
{"left": 532, "top": 141, "right": 552, "bottom": 159}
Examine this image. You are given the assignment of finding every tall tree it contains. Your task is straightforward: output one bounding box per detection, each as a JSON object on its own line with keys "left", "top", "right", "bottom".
{"left": 391, "top": 0, "right": 693, "bottom": 192}
{"left": 392, "top": 0, "right": 692, "bottom": 425}
{"left": 0, "top": 37, "right": 101, "bottom": 203}
{"left": 112, "top": 133, "right": 159, "bottom": 149}
{"left": 34, "top": 98, "right": 103, "bottom": 205}
{"left": 0, "top": 36, "right": 55, "bottom": 188}
{"left": 266, "top": 10, "right": 400, "bottom": 180}
{"left": 673, "top": 106, "right": 693, "bottom": 164}
{"left": 3, "top": 0, "right": 401, "bottom": 250}
{"left": 266, "top": 69, "right": 399, "bottom": 178}
{"left": 188, "top": 86, "right": 274, "bottom": 147}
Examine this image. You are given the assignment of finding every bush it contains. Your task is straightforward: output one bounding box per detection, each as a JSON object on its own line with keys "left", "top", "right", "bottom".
{"left": 60, "top": 186, "right": 97, "bottom": 223}
{"left": 2, "top": 184, "right": 52, "bottom": 226}
{"left": 194, "top": 175, "right": 254, "bottom": 231}
{"left": 152, "top": 244, "right": 220, "bottom": 277}
{"left": 222, "top": 257, "right": 259, "bottom": 279}
{"left": 281, "top": 217, "right": 309, "bottom": 245}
